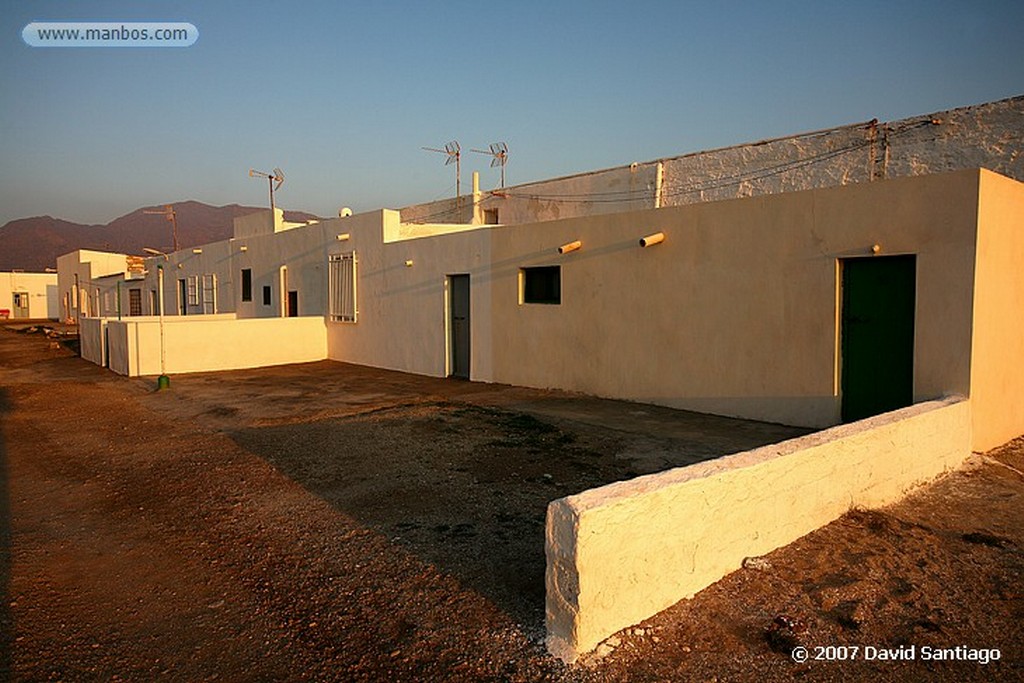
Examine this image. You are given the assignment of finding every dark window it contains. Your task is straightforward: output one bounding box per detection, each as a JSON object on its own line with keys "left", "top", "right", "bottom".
{"left": 483, "top": 208, "right": 499, "bottom": 225}
{"left": 262, "top": 285, "right": 271, "bottom": 306}
{"left": 521, "top": 266, "right": 560, "bottom": 305}
{"left": 241, "top": 269, "right": 252, "bottom": 302}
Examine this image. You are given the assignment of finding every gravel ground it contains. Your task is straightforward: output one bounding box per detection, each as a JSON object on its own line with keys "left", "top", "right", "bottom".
{"left": 1, "top": 326, "right": 1021, "bottom": 681}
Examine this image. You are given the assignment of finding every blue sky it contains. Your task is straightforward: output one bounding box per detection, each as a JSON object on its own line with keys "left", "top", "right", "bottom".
{"left": 2, "top": 1, "right": 1023, "bottom": 226}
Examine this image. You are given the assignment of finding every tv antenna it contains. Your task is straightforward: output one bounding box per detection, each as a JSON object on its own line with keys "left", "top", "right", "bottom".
{"left": 142, "top": 204, "right": 180, "bottom": 252}
{"left": 471, "top": 142, "right": 509, "bottom": 187}
{"left": 422, "top": 141, "right": 461, "bottom": 203}
{"left": 249, "top": 167, "right": 285, "bottom": 212}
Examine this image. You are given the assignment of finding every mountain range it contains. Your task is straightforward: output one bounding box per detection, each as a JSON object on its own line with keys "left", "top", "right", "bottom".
{"left": 0, "top": 201, "right": 319, "bottom": 271}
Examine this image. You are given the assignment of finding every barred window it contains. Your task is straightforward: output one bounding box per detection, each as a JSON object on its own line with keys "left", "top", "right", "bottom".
{"left": 187, "top": 275, "right": 199, "bottom": 306}
{"left": 329, "top": 252, "right": 357, "bottom": 322}
{"left": 201, "top": 274, "right": 217, "bottom": 314}
{"left": 129, "top": 288, "right": 142, "bottom": 316}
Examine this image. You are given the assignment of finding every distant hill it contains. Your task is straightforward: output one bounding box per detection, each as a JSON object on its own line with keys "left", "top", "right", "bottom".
{"left": 0, "top": 201, "right": 320, "bottom": 271}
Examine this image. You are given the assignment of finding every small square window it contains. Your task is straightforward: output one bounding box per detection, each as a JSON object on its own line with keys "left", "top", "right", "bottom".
{"left": 521, "top": 266, "right": 560, "bottom": 305}
{"left": 262, "top": 285, "right": 272, "bottom": 306}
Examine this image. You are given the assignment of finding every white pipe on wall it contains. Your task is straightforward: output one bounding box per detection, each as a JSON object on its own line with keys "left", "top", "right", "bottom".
{"left": 558, "top": 240, "right": 582, "bottom": 255}
{"left": 639, "top": 232, "right": 665, "bottom": 247}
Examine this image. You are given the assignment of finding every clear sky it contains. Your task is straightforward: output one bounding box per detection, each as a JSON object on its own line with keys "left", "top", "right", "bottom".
{"left": 2, "top": 1, "right": 1023, "bottom": 226}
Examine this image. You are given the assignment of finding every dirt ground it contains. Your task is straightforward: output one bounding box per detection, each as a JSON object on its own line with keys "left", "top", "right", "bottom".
{"left": 0, "top": 326, "right": 1021, "bottom": 681}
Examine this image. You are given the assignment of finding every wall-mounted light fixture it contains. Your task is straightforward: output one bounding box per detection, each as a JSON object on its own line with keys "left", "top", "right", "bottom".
{"left": 192, "top": 248, "right": 203, "bottom": 254}
{"left": 336, "top": 233, "right": 351, "bottom": 241}
{"left": 639, "top": 232, "right": 665, "bottom": 247}
{"left": 405, "top": 259, "right": 414, "bottom": 267}
{"left": 871, "top": 243, "right": 881, "bottom": 255}
{"left": 558, "top": 240, "right": 582, "bottom": 255}
{"left": 239, "top": 245, "right": 248, "bottom": 252}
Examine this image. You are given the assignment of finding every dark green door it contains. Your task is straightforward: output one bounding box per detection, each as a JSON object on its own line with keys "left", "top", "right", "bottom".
{"left": 841, "top": 255, "right": 916, "bottom": 422}
{"left": 449, "top": 275, "right": 470, "bottom": 379}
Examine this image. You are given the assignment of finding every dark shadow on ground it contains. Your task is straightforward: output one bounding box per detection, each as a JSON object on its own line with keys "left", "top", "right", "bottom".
{"left": 230, "top": 400, "right": 810, "bottom": 629}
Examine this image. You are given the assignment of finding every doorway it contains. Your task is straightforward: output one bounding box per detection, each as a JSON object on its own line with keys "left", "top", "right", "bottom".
{"left": 448, "top": 274, "right": 470, "bottom": 379}
{"left": 12, "top": 292, "right": 29, "bottom": 318}
{"left": 178, "top": 279, "right": 188, "bottom": 316}
{"left": 287, "top": 290, "right": 298, "bottom": 317}
{"left": 840, "top": 255, "right": 916, "bottom": 422}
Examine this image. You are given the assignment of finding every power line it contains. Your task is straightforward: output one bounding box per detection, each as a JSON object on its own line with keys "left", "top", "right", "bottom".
{"left": 489, "top": 119, "right": 936, "bottom": 206}
{"left": 402, "top": 117, "right": 944, "bottom": 221}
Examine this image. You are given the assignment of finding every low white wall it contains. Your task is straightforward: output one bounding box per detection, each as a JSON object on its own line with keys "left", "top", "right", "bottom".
{"left": 106, "top": 316, "right": 327, "bottom": 377}
{"left": 545, "top": 397, "right": 972, "bottom": 662}
{"left": 79, "top": 317, "right": 107, "bottom": 367}
{"left": 118, "top": 313, "right": 237, "bottom": 322}
{"left": 83, "top": 314, "right": 238, "bottom": 368}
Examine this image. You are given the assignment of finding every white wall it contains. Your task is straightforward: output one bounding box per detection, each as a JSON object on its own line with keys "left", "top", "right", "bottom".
{"left": 400, "top": 96, "right": 1024, "bottom": 228}
{"left": 327, "top": 210, "right": 494, "bottom": 379}
{"left": 118, "top": 212, "right": 353, "bottom": 321}
{"left": 56, "top": 250, "right": 131, "bottom": 322}
{"left": 79, "top": 317, "right": 106, "bottom": 365}
{"left": 969, "top": 171, "right": 1024, "bottom": 450}
{"left": 545, "top": 397, "right": 972, "bottom": 661}
{"left": 330, "top": 170, "right": 984, "bottom": 430}
{"left": 489, "top": 171, "right": 980, "bottom": 428}
{"left": 106, "top": 316, "right": 326, "bottom": 377}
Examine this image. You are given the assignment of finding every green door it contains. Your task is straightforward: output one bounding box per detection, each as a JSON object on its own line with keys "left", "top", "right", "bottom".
{"left": 841, "top": 255, "right": 916, "bottom": 422}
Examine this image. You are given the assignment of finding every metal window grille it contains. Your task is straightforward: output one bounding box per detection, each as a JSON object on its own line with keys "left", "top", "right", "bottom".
{"left": 202, "top": 274, "right": 217, "bottom": 314}
{"left": 129, "top": 288, "right": 142, "bottom": 316}
{"left": 329, "top": 252, "right": 357, "bottom": 322}
{"left": 187, "top": 276, "right": 199, "bottom": 306}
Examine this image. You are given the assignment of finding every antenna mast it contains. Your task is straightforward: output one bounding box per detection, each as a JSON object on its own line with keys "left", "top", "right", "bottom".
{"left": 470, "top": 142, "right": 509, "bottom": 187}
{"left": 422, "top": 141, "right": 461, "bottom": 206}
{"left": 249, "top": 167, "right": 285, "bottom": 213}
{"left": 143, "top": 204, "right": 180, "bottom": 252}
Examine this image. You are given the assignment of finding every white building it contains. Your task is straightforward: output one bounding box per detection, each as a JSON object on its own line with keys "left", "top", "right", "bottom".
{"left": 0, "top": 271, "right": 59, "bottom": 320}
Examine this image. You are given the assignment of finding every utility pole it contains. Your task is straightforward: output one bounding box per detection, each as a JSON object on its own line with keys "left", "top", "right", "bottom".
{"left": 143, "top": 204, "right": 180, "bottom": 252}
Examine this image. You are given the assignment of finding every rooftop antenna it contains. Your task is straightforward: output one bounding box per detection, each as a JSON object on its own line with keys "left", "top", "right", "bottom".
{"left": 249, "top": 167, "right": 285, "bottom": 213}
{"left": 422, "top": 141, "right": 461, "bottom": 205}
{"left": 142, "top": 204, "right": 180, "bottom": 252}
{"left": 470, "top": 142, "right": 509, "bottom": 187}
